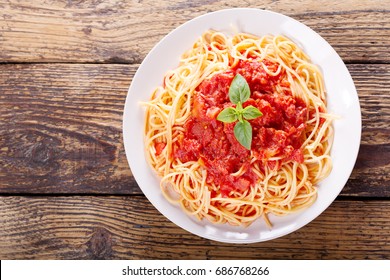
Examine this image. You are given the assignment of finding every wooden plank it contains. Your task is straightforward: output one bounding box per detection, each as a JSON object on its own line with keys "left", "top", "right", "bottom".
{"left": 344, "top": 64, "right": 390, "bottom": 197}
{"left": 0, "top": 196, "right": 389, "bottom": 259}
{"left": 0, "top": 64, "right": 138, "bottom": 194}
{"left": 0, "top": 63, "right": 389, "bottom": 195}
{"left": 0, "top": 0, "right": 389, "bottom": 63}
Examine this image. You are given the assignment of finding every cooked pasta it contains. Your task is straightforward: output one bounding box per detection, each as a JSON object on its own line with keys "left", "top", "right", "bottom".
{"left": 143, "top": 30, "right": 334, "bottom": 227}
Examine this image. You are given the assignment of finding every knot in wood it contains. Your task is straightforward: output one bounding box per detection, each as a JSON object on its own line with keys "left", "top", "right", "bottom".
{"left": 87, "top": 227, "right": 113, "bottom": 259}
{"left": 27, "top": 140, "right": 55, "bottom": 165}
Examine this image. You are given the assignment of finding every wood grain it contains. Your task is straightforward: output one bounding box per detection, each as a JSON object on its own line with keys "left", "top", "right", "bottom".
{"left": 0, "top": 196, "right": 389, "bottom": 260}
{"left": 0, "top": 64, "right": 138, "bottom": 193}
{"left": 344, "top": 64, "right": 390, "bottom": 197}
{"left": 0, "top": 0, "right": 389, "bottom": 63}
{"left": 1, "top": 63, "right": 389, "bottom": 196}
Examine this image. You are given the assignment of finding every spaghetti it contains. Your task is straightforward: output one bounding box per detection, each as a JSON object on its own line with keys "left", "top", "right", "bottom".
{"left": 143, "top": 30, "right": 334, "bottom": 227}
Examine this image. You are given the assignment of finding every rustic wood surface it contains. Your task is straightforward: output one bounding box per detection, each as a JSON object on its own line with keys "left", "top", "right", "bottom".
{"left": 0, "top": 0, "right": 389, "bottom": 259}
{"left": 1, "top": 196, "right": 390, "bottom": 260}
{"left": 0, "top": 64, "right": 137, "bottom": 194}
{"left": 1, "top": 64, "right": 389, "bottom": 196}
{"left": 1, "top": 0, "right": 389, "bottom": 63}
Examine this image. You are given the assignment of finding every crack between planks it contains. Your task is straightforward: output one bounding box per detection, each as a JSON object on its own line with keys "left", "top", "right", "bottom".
{"left": 1, "top": 60, "right": 390, "bottom": 65}
{"left": 0, "top": 193, "right": 389, "bottom": 201}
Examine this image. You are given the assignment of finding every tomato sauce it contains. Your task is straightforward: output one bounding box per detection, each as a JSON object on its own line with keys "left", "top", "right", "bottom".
{"left": 173, "top": 60, "right": 308, "bottom": 196}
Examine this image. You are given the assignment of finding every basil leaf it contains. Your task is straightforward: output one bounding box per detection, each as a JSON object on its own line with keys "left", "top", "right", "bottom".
{"left": 217, "top": 107, "right": 238, "bottom": 123}
{"left": 243, "top": 105, "right": 263, "bottom": 120}
{"left": 229, "top": 74, "right": 251, "bottom": 104}
{"left": 233, "top": 120, "right": 252, "bottom": 150}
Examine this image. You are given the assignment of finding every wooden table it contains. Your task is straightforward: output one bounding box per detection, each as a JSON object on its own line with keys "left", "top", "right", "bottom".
{"left": 1, "top": 0, "right": 389, "bottom": 260}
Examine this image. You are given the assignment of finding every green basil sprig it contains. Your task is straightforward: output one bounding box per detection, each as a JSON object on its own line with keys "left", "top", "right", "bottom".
{"left": 217, "top": 74, "right": 262, "bottom": 150}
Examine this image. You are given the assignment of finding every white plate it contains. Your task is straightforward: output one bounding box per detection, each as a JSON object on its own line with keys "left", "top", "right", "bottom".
{"left": 123, "top": 8, "right": 361, "bottom": 243}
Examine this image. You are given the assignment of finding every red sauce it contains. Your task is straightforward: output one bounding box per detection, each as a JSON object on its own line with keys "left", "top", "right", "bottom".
{"left": 173, "top": 60, "right": 308, "bottom": 197}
